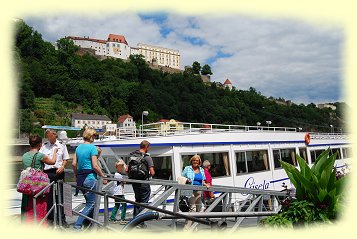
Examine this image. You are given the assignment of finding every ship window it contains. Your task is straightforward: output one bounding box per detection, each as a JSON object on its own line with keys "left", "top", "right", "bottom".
{"left": 101, "top": 156, "right": 119, "bottom": 174}
{"left": 181, "top": 152, "right": 231, "bottom": 178}
{"left": 273, "top": 148, "right": 296, "bottom": 168}
{"left": 298, "top": 147, "right": 308, "bottom": 163}
{"left": 310, "top": 149, "right": 325, "bottom": 163}
{"left": 342, "top": 147, "right": 353, "bottom": 158}
{"left": 330, "top": 148, "right": 341, "bottom": 160}
{"left": 235, "top": 150, "right": 269, "bottom": 174}
{"left": 246, "top": 150, "right": 269, "bottom": 173}
{"left": 151, "top": 156, "right": 172, "bottom": 180}
{"left": 110, "top": 155, "right": 172, "bottom": 180}
{"left": 236, "top": 152, "right": 247, "bottom": 174}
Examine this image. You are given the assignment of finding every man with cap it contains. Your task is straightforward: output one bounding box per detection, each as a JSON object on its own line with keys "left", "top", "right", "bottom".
{"left": 40, "top": 129, "right": 69, "bottom": 227}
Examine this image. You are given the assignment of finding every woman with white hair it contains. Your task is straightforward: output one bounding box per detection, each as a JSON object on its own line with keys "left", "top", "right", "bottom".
{"left": 202, "top": 160, "right": 215, "bottom": 206}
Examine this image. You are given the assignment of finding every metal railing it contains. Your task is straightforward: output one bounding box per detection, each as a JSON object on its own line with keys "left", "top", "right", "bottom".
{"left": 139, "top": 122, "right": 297, "bottom": 138}
{"left": 31, "top": 176, "right": 291, "bottom": 232}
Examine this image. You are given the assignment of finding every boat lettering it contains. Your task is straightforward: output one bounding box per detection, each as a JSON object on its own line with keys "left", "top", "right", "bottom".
{"left": 244, "top": 177, "right": 270, "bottom": 190}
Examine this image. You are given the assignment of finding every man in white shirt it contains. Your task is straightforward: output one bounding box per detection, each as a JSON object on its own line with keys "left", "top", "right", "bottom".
{"left": 40, "top": 129, "right": 69, "bottom": 227}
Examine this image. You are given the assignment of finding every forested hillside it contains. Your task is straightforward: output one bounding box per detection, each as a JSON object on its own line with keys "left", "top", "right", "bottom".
{"left": 14, "top": 20, "right": 347, "bottom": 135}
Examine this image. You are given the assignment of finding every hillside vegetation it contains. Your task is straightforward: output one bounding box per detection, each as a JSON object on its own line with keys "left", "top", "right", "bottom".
{"left": 14, "top": 20, "right": 347, "bottom": 135}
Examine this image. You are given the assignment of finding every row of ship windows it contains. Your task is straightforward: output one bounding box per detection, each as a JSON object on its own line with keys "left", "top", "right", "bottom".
{"left": 103, "top": 147, "right": 352, "bottom": 180}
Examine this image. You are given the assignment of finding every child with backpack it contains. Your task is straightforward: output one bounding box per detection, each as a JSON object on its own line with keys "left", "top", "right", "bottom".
{"left": 109, "top": 159, "right": 127, "bottom": 224}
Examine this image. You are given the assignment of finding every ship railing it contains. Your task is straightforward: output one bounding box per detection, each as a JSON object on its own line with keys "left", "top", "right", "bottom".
{"left": 116, "top": 128, "right": 137, "bottom": 138}
{"left": 137, "top": 122, "right": 297, "bottom": 138}
{"left": 52, "top": 177, "right": 292, "bottom": 232}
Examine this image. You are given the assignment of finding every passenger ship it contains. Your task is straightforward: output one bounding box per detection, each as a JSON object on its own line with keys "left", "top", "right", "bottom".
{"left": 80, "top": 121, "right": 351, "bottom": 199}
{"left": 8, "top": 121, "right": 351, "bottom": 217}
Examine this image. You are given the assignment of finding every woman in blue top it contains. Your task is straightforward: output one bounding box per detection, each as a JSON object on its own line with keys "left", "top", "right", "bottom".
{"left": 72, "top": 128, "right": 107, "bottom": 230}
{"left": 182, "top": 154, "right": 210, "bottom": 214}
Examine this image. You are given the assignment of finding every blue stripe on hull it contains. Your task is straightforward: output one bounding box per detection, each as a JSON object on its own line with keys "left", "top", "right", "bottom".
{"left": 97, "top": 141, "right": 348, "bottom": 148}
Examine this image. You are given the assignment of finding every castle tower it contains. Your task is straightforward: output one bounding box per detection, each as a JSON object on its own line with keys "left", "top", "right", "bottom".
{"left": 223, "top": 78, "right": 233, "bottom": 91}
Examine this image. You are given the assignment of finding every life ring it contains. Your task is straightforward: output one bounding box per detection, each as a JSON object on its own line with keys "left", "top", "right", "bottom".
{"left": 304, "top": 133, "right": 311, "bottom": 145}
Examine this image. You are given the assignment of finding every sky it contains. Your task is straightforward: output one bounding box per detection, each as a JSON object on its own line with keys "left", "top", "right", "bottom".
{"left": 24, "top": 12, "right": 344, "bottom": 105}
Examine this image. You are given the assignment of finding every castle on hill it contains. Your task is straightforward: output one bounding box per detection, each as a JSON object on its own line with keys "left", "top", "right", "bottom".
{"left": 67, "top": 34, "right": 180, "bottom": 69}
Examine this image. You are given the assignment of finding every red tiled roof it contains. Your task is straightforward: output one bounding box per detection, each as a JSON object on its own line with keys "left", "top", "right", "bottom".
{"left": 107, "top": 34, "right": 128, "bottom": 45}
{"left": 158, "top": 119, "right": 181, "bottom": 123}
{"left": 224, "top": 78, "right": 232, "bottom": 85}
{"left": 159, "top": 119, "right": 170, "bottom": 122}
{"left": 68, "top": 36, "right": 106, "bottom": 44}
{"left": 118, "top": 114, "right": 133, "bottom": 123}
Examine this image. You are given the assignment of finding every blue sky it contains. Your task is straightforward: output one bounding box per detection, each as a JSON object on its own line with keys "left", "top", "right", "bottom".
{"left": 25, "top": 12, "right": 344, "bottom": 105}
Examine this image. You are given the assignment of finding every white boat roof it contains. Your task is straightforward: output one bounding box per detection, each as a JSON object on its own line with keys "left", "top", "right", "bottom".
{"left": 69, "top": 122, "right": 349, "bottom": 148}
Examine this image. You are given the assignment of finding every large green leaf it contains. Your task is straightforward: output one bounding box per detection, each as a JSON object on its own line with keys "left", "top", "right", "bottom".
{"left": 297, "top": 154, "right": 312, "bottom": 180}
{"left": 312, "top": 148, "right": 331, "bottom": 175}
{"left": 281, "top": 160, "right": 316, "bottom": 200}
{"left": 335, "top": 175, "right": 348, "bottom": 196}
{"left": 280, "top": 160, "right": 301, "bottom": 187}
{"left": 317, "top": 189, "right": 328, "bottom": 203}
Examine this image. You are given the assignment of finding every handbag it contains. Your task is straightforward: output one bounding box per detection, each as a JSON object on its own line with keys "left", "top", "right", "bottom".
{"left": 17, "top": 152, "right": 50, "bottom": 195}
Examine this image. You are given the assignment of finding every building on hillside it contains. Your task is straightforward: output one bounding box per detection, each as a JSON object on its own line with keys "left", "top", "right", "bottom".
{"left": 157, "top": 119, "right": 184, "bottom": 134}
{"left": 223, "top": 78, "right": 233, "bottom": 91}
{"left": 106, "top": 34, "right": 131, "bottom": 59}
{"left": 66, "top": 34, "right": 180, "bottom": 69}
{"left": 68, "top": 34, "right": 130, "bottom": 60}
{"left": 136, "top": 43, "right": 180, "bottom": 69}
{"left": 116, "top": 114, "right": 137, "bottom": 137}
{"left": 275, "top": 99, "right": 292, "bottom": 106}
{"left": 71, "top": 113, "right": 112, "bottom": 129}
{"left": 102, "top": 123, "right": 117, "bottom": 135}
{"left": 118, "top": 114, "right": 136, "bottom": 129}
{"left": 68, "top": 36, "right": 107, "bottom": 57}
{"left": 317, "top": 103, "right": 336, "bottom": 110}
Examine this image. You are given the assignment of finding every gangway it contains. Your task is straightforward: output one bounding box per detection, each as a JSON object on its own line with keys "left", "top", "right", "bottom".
{"left": 30, "top": 156, "right": 292, "bottom": 232}
{"left": 53, "top": 176, "right": 291, "bottom": 232}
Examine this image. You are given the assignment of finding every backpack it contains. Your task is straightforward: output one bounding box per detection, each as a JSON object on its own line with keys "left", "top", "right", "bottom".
{"left": 179, "top": 196, "right": 190, "bottom": 212}
{"left": 127, "top": 153, "right": 149, "bottom": 180}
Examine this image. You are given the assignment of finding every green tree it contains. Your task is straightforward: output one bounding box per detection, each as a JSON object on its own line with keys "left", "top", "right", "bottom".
{"left": 192, "top": 61, "right": 201, "bottom": 74}
{"left": 20, "top": 109, "right": 33, "bottom": 134}
{"left": 201, "top": 64, "right": 212, "bottom": 75}
{"left": 56, "top": 37, "right": 80, "bottom": 66}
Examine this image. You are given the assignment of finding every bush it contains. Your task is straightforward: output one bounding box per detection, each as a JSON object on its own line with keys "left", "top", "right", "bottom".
{"left": 261, "top": 148, "right": 348, "bottom": 227}
{"left": 260, "top": 199, "right": 331, "bottom": 228}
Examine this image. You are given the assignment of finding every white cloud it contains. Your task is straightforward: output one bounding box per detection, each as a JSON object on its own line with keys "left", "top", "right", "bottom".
{"left": 24, "top": 13, "right": 343, "bottom": 104}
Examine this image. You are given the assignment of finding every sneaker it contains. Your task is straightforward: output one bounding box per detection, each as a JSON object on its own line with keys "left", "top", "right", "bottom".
{"left": 109, "top": 218, "right": 119, "bottom": 223}
{"left": 135, "top": 223, "right": 147, "bottom": 229}
{"left": 72, "top": 226, "right": 83, "bottom": 232}
{"left": 119, "top": 220, "right": 128, "bottom": 225}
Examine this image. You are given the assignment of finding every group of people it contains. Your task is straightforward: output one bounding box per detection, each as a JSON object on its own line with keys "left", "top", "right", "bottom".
{"left": 20, "top": 129, "right": 69, "bottom": 226}
{"left": 20, "top": 128, "right": 214, "bottom": 230}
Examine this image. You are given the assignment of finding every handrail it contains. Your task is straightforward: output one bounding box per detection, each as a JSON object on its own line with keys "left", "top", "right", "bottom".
{"left": 41, "top": 176, "right": 290, "bottom": 232}
{"left": 33, "top": 181, "right": 56, "bottom": 225}
{"left": 114, "top": 121, "right": 299, "bottom": 140}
